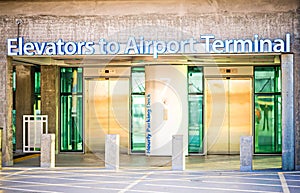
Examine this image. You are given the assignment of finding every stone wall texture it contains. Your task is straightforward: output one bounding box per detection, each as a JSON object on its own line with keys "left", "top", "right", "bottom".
{"left": 0, "top": 0, "right": 299, "bottom": 167}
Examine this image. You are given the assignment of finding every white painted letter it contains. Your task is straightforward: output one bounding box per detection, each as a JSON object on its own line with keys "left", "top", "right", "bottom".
{"left": 125, "top": 37, "right": 139, "bottom": 54}
{"left": 200, "top": 35, "right": 214, "bottom": 52}
{"left": 286, "top": 33, "right": 290, "bottom": 52}
{"left": 212, "top": 40, "right": 224, "bottom": 53}
{"left": 153, "top": 40, "right": 166, "bottom": 58}
{"left": 7, "top": 38, "right": 18, "bottom": 56}
{"left": 273, "top": 39, "right": 285, "bottom": 52}
{"left": 23, "top": 42, "right": 35, "bottom": 56}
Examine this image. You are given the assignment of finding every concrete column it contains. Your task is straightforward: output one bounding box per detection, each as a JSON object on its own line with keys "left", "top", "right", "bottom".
{"left": 105, "top": 134, "right": 119, "bottom": 170}
{"left": 40, "top": 134, "right": 55, "bottom": 168}
{"left": 41, "top": 66, "right": 59, "bottom": 153}
{"left": 240, "top": 136, "right": 253, "bottom": 172}
{"left": 172, "top": 135, "right": 185, "bottom": 171}
{"left": 2, "top": 57, "right": 13, "bottom": 166}
{"left": 0, "top": 127, "right": 2, "bottom": 169}
{"left": 282, "top": 54, "right": 295, "bottom": 171}
{"left": 15, "top": 65, "right": 34, "bottom": 152}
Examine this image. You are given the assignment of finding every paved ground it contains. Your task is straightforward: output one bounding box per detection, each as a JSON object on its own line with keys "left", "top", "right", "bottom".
{"left": 1, "top": 154, "right": 297, "bottom": 192}
{"left": 0, "top": 167, "right": 300, "bottom": 193}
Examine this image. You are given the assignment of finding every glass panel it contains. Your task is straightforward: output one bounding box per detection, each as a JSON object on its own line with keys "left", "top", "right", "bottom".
{"left": 131, "top": 67, "right": 145, "bottom": 152}
{"left": 275, "top": 95, "right": 282, "bottom": 152}
{"left": 188, "top": 66, "right": 204, "bottom": 154}
{"left": 12, "top": 69, "right": 16, "bottom": 151}
{"left": 61, "top": 68, "right": 83, "bottom": 93}
{"left": 34, "top": 69, "right": 41, "bottom": 115}
{"left": 13, "top": 70, "right": 16, "bottom": 92}
{"left": 188, "top": 67, "right": 203, "bottom": 94}
{"left": 188, "top": 95, "right": 203, "bottom": 153}
{"left": 12, "top": 109, "right": 16, "bottom": 151}
{"left": 131, "top": 68, "right": 145, "bottom": 94}
{"left": 254, "top": 67, "right": 275, "bottom": 93}
{"left": 60, "top": 68, "right": 83, "bottom": 151}
{"left": 34, "top": 70, "right": 41, "bottom": 94}
{"left": 254, "top": 66, "right": 281, "bottom": 154}
{"left": 131, "top": 95, "right": 146, "bottom": 152}
{"left": 254, "top": 95, "right": 276, "bottom": 153}
{"left": 275, "top": 67, "right": 281, "bottom": 92}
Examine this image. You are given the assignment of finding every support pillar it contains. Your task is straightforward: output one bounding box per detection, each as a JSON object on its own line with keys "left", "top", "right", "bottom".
{"left": 105, "top": 134, "right": 119, "bottom": 170}
{"left": 3, "top": 56, "right": 13, "bottom": 166}
{"left": 282, "top": 54, "right": 295, "bottom": 171}
{"left": 40, "top": 134, "right": 55, "bottom": 168}
{"left": 41, "top": 66, "right": 59, "bottom": 153}
{"left": 15, "top": 65, "right": 34, "bottom": 152}
{"left": 240, "top": 136, "right": 253, "bottom": 172}
{"left": 0, "top": 127, "right": 2, "bottom": 169}
{"left": 172, "top": 135, "right": 185, "bottom": 171}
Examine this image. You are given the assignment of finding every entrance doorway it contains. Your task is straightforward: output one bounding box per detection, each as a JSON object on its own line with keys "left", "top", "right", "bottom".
{"left": 205, "top": 77, "right": 252, "bottom": 154}
{"left": 85, "top": 78, "right": 129, "bottom": 153}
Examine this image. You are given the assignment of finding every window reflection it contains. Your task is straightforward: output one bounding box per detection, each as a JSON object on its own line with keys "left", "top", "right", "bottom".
{"left": 188, "top": 67, "right": 203, "bottom": 154}
{"left": 131, "top": 68, "right": 146, "bottom": 152}
{"left": 254, "top": 67, "right": 281, "bottom": 153}
{"left": 60, "top": 68, "right": 83, "bottom": 152}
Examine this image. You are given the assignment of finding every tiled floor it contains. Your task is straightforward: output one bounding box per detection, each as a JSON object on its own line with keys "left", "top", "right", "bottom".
{"left": 13, "top": 153, "right": 281, "bottom": 171}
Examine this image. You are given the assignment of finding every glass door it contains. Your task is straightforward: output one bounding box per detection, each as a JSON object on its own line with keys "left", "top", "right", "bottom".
{"left": 85, "top": 78, "right": 129, "bottom": 153}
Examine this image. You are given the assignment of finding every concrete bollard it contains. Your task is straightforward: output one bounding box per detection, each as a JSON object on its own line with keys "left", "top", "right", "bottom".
{"left": 0, "top": 127, "right": 2, "bottom": 170}
{"left": 40, "top": 134, "right": 55, "bottom": 168}
{"left": 105, "top": 134, "right": 119, "bottom": 170}
{"left": 240, "top": 136, "right": 253, "bottom": 172}
{"left": 172, "top": 135, "right": 185, "bottom": 171}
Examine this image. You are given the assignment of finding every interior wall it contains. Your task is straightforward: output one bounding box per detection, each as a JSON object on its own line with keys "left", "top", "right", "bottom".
{"left": 145, "top": 65, "right": 188, "bottom": 156}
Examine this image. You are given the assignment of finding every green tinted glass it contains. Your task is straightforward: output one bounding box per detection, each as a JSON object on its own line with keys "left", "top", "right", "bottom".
{"left": 132, "top": 68, "right": 145, "bottom": 94}
{"left": 60, "top": 68, "right": 83, "bottom": 152}
{"left": 254, "top": 67, "right": 275, "bottom": 93}
{"left": 188, "top": 66, "right": 203, "bottom": 154}
{"left": 275, "top": 66, "right": 281, "bottom": 92}
{"left": 34, "top": 69, "right": 41, "bottom": 115}
{"left": 61, "top": 68, "right": 83, "bottom": 93}
{"left": 131, "top": 67, "right": 145, "bottom": 152}
{"left": 255, "top": 95, "right": 275, "bottom": 153}
{"left": 12, "top": 70, "right": 16, "bottom": 150}
{"left": 254, "top": 66, "right": 282, "bottom": 154}
{"left": 34, "top": 71, "right": 41, "bottom": 94}
{"left": 188, "top": 67, "right": 203, "bottom": 94}
{"left": 131, "top": 95, "right": 146, "bottom": 152}
{"left": 188, "top": 95, "right": 203, "bottom": 153}
{"left": 275, "top": 95, "right": 282, "bottom": 152}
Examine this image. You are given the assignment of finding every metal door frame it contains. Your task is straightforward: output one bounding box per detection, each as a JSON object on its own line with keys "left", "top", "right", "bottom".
{"left": 83, "top": 70, "right": 131, "bottom": 154}
{"left": 203, "top": 66, "right": 253, "bottom": 155}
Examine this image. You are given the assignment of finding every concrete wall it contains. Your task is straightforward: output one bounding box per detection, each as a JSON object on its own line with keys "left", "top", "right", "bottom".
{"left": 0, "top": 0, "right": 299, "bottom": 166}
